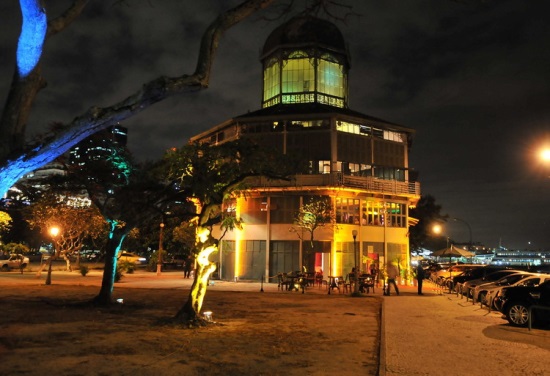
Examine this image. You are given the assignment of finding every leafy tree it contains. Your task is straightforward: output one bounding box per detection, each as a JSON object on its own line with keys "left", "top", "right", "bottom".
{"left": 163, "top": 140, "right": 304, "bottom": 323}
{"left": 0, "top": 242, "right": 30, "bottom": 257}
{"left": 65, "top": 135, "right": 179, "bottom": 305}
{"left": 0, "top": 211, "right": 12, "bottom": 244}
{"left": 290, "top": 196, "right": 335, "bottom": 270}
{"left": 408, "top": 194, "right": 448, "bottom": 251}
{"left": 0, "top": 0, "right": 277, "bottom": 199}
{"left": 24, "top": 193, "right": 107, "bottom": 283}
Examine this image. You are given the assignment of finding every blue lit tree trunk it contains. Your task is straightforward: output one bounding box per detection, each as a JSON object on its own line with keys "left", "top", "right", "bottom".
{"left": 93, "top": 221, "right": 129, "bottom": 306}
{"left": 0, "top": 0, "right": 276, "bottom": 198}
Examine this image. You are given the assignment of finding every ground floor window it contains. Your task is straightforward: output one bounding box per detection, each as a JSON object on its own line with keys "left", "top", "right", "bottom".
{"left": 269, "top": 241, "right": 300, "bottom": 276}
{"left": 238, "top": 240, "right": 266, "bottom": 280}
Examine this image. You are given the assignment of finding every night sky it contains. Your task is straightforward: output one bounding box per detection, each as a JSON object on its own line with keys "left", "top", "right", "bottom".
{"left": 1, "top": 1, "right": 550, "bottom": 250}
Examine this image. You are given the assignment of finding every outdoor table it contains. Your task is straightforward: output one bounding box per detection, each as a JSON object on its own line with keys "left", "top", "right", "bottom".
{"left": 358, "top": 274, "right": 375, "bottom": 293}
{"left": 285, "top": 274, "right": 303, "bottom": 291}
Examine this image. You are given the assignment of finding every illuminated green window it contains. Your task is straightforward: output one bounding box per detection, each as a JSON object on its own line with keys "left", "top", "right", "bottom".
{"left": 282, "top": 51, "right": 314, "bottom": 100}
{"left": 318, "top": 55, "right": 344, "bottom": 99}
{"left": 263, "top": 58, "right": 280, "bottom": 104}
{"left": 263, "top": 50, "right": 347, "bottom": 108}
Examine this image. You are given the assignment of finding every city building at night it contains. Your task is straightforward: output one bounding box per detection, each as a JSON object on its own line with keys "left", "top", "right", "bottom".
{"left": 190, "top": 16, "right": 421, "bottom": 283}
{"left": 69, "top": 124, "right": 128, "bottom": 167}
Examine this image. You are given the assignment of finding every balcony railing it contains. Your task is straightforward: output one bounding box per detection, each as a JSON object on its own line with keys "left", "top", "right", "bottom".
{"left": 246, "top": 173, "right": 421, "bottom": 196}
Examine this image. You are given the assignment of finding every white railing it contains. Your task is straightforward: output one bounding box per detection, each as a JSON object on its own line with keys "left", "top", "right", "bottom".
{"left": 246, "top": 173, "right": 420, "bottom": 196}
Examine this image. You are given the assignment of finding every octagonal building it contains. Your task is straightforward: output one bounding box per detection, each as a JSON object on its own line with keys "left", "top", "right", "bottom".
{"left": 190, "top": 16, "right": 421, "bottom": 285}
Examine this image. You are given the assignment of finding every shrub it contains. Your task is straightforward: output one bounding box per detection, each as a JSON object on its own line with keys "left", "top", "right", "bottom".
{"left": 79, "top": 265, "right": 89, "bottom": 276}
{"left": 114, "top": 264, "right": 124, "bottom": 282}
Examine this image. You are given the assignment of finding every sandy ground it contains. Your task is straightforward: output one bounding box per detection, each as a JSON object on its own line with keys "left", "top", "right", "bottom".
{"left": 0, "top": 271, "right": 382, "bottom": 376}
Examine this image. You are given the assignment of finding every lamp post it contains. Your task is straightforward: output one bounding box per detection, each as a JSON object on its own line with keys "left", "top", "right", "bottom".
{"left": 46, "top": 226, "right": 60, "bottom": 285}
{"left": 452, "top": 217, "right": 472, "bottom": 252}
{"left": 352, "top": 229, "right": 359, "bottom": 294}
{"left": 156, "top": 222, "right": 164, "bottom": 276}
{"left": 432, "top": 224, "right": 453, "bottom": 282}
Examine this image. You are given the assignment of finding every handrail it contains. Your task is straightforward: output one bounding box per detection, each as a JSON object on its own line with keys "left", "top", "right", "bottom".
{"left": 246, "top": 173, "right": 421, "bottom": 196}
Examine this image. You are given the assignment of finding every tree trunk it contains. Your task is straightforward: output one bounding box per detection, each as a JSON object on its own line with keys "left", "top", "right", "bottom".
{"left": 93, "top": 226, "right": 127, "bottom": 306}
{"left": 45, "top": 254, "right": 56, "bottom": 285}
{"left": 175, "top": 229, "right": 217, "bottom": 323}
{"left": 62, "top": 253, "right": 72, "bottom": 272}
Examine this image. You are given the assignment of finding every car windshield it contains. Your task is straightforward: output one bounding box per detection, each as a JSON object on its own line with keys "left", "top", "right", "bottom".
{"left": 496, "top": 274, "right": 530, "bottom": 285}
{"left": 486, "top": 270, "right": 520, "bottom": 281}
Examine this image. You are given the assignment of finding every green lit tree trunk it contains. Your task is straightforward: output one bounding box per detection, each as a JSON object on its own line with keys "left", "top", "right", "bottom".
{"left": 93, "top": 222, "right": 127, "bottom": 306}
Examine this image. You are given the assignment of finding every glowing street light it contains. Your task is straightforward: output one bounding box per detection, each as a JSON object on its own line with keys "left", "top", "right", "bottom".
{"left": 49, "top": 226, "right": 60, "bottom": 238}
{"left": 46, "top": 226, "right": 60, "bottom": 285}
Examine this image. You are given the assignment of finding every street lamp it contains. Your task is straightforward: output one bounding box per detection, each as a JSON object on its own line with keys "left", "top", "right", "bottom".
{"left": 46, "top": 226, "right": 60, "bottom": 285}
{"left": 452, "top": 217, "right": 472, "bottom": 252}
{"left": 156, "top": 222, "right": 165, "bottom": 276}
{"left": 352, "top": 229, "right": 359, "bottom": 294}
{"left": 539, "top": 147, "right": 550, "bottom": 178}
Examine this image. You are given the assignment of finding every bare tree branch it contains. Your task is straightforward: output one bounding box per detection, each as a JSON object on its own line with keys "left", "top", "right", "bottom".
{"left": 0, "top": 0, "right": 277, "bottom": 197}
{"left": 47, "top": 0, "right": 90, "bottom": 37}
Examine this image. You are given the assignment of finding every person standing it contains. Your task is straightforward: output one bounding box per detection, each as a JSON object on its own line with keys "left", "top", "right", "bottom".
{"left": 415, "top": 263, "right": 426, "bottom": 295}
{"left": 184, "top": 256, "right": 194, "bottom": 279}
{"left": 385, "top": 262, "right": 400, "bottom": 296}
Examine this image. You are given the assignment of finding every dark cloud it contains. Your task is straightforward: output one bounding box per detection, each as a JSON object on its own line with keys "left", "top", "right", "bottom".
{"left": 1, "top": 0, "right": 550, "bottom": 249}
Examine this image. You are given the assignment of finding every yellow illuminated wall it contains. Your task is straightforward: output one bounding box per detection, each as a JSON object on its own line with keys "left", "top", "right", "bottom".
{"left": 234, "top": 197, "right": 243, "bottom": 278}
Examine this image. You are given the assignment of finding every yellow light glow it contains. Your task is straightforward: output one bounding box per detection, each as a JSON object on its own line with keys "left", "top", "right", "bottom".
{"left": 49, "top": 226, "right": 60, "bottom": 237}
{"left": 432, "top": 224, "right": 442, "bottom": 235}
{"left": 332, "top": 231, "right": 346, "bottom": 276}
{"left": 541, "top": 148, "right": 550, "bottom": 162}
{"left": 234, "top": 198, "right": 243, "bottom": 279}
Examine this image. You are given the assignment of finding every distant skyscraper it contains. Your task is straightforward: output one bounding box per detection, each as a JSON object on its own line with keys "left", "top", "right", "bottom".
{"left": 69, "top": 124, "right": 128, "bottom": 166}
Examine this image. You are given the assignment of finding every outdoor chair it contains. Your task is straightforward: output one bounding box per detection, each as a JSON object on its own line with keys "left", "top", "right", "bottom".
{"left": 305, "top": 272, "right": 316, "bottom": 287}
{"left": 339, "top": 275, "right": 351, "bottom": 294}
{"left": 315, "top": 272, "right": 326, "bottom": 289}
{"left": 277, "top": 273, "right": 293, "bottom": 291}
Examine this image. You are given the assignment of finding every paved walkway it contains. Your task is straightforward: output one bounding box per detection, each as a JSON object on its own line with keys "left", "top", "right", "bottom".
{"left": 380, "top": 281, "right": 550, "bottom": 376}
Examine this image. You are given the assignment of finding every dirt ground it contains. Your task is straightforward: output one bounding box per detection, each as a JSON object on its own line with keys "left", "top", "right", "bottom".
{"left": 0, "top": 280, "right": 382, "bottom": 376}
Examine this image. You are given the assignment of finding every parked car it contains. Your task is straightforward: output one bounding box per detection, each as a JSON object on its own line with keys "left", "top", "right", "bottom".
{"left": 472, "top": 272, "right": 535, "bottom": 304}
{"left": 118, "top": 251, "right": 147, "bottom": 265}
{"left": 487, "top": 274, "right": 550, "bottom": 310}
{"left": 1, "top": 254, "right": 30, "bottom": 271}
{"left": 430, "top": 264, "right": 481, "bottom": 288}
{"left": 460, "top": 269, "right": 525, "bottom": 298}
{"left": 452, "top": 265, "right": 509, "bottom": 293}
{"left": 498, "top": 280, "right": 550, "bottom": 327}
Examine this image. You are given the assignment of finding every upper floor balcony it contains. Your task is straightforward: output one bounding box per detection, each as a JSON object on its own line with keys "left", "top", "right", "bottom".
{"left": 245, "top": 173, "right": 421, "bottom": 197}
